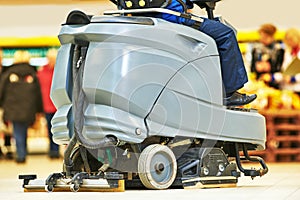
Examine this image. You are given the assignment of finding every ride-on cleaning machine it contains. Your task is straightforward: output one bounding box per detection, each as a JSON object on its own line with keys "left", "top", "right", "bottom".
{"left": 20, "top": 0, "right": 268, "bottom": 191}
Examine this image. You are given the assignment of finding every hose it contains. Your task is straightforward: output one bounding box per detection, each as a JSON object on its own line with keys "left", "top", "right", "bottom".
{"left": 72, "top": 44, "right": 117, "bottom": 149}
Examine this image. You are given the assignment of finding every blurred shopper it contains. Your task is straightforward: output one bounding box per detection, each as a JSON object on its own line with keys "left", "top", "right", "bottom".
{"left": 250, "top": 24, "right": 285, "bottom": 89}
{"left": 0, "top": 50, "right": 43, "bottom": 163}
{"left": 0, "top": 49, "right": 13, "bottom": 160}
{"left": 281, "top": 28, "right": 300, "bottom": 95}
{"left": 37, "top": 48, "right": 59, "bottom": 158}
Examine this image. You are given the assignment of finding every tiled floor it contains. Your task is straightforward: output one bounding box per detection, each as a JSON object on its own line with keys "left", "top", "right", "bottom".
{"left": 0, "top": 155, "right": 300, "bottom": 200}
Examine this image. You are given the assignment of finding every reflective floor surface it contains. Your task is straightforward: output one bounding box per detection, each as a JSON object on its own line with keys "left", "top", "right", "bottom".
{"left": 0, "top": 155, "right": 299, "bottom": 200}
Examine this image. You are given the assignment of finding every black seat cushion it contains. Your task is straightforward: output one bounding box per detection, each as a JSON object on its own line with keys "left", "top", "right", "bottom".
{"left": 65, "top": 10, "right": 92, "bottom": 25}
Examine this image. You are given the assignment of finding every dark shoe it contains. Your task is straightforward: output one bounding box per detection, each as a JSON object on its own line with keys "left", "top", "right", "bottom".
{"left": 5, "top": 152, "right": 14, "bottom": 160}
{"left": 16, "top": 158, "right": 26, "bottom": 164}
{"left": 49, "top": 151, "right": 60, "bottom": 159}
{"left": 0, "top": 149, "right": 4, "bottom": 160}
{"left": 224, "top": 91, "right": 257, "bottom": 106}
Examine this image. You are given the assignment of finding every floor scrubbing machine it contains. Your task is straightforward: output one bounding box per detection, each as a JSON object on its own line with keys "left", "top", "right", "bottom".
{"left": 20, "top": 0, "right": 268, "bottom": 191}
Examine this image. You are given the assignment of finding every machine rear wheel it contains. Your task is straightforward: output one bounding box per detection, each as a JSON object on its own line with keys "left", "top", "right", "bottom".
{"left": 138, "top": 144, "right": 177, "bottom": 189}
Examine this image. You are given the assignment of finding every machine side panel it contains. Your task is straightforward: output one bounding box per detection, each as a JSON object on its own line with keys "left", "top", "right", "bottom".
{"left": 51, "top": 104, "right": 73, "bottom": 145}
{"left": 51, "top": 16, "right": 223, "bottom": 144}
{"left": 50, "top": 44, "right": 73, "bottom": 108}
{"left": 50, "top": 44, "right": 74, "bottom": 144}
{"left": 146, "top": 55, "right": 266, "bottom": 148}
{"left": 82, "top": 104, "right": 147, "bottom": 143}
{"left": 166, "top": 56, "right": 223, "bottom": 105}
{"left": 147, "top": 88, "right": 266, "bottom": 148}
{"left": 80, "top": 43, "right": 186, "bottom": 142}
{"left": 82, "top": 42, "right": 187, "bottom": 118}
{"left": 58, "top": 17, "right": 219, "bottom": 62}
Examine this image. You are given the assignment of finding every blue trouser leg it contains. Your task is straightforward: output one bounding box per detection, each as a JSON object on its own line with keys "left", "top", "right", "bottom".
{"left": 160, "top": 1, "right": 248, "bottom": 95}
{"left": 45, "top": 113, "right": 59, "bottom": 153}
{"left": 198, "top": 18, "right": 248, "bottom": 94}
{"left": 12, "top": 121, "right": 28, "bottom": 160}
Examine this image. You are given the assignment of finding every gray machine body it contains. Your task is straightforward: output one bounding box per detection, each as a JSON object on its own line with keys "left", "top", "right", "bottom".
{"left": 50, "top": 15, "right": 266, "bottom": 149}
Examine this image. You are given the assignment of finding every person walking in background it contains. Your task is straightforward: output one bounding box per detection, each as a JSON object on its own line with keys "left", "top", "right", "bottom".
{"left": 37, "top": 48, "right": 59, "bottom": 159}
{"left": 250, "top": 23, "right": 285, "bottom": 89}
{"left": 0, "top": 50, "right": 43, "bottom": 163}
{"left": 281, "top": 28, "right": 300, "bottom": 95}
{"left": 0, "top": 48, "right": 13, "bottom": 160}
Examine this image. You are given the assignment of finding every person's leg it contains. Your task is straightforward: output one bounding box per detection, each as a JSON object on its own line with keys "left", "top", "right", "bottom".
{"left": 159, "top": 2, "right": 255, "bottom": 106}
{"left": 197, "top": 18, "right": 256, "bottom": 106}
{"left": 4, "top": 132, "right": 13, "bottom": 159}
{"left": 198, "top": 18, "right": 248, "bottom": 94}
{"left": 0, "top": 142, "right": 3, "bottom": 159}
{"left": 12, "top": 121, "right": 28, "bottom": 163}
{"left": 45, "top": 113, "right": 59, "bottom": 158}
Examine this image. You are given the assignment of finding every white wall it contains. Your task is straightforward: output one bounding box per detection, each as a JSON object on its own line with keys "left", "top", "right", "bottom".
{"left": 0, "top": 0, "right": 299, "bottom": 37}
{"left": 0, "top": 2, "right": 115, "bottom": 37}
{"left": 214, "top": 0, "right": 300, "bottom": 30}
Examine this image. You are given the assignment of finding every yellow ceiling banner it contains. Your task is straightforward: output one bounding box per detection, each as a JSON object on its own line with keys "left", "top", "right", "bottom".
{"left": 0, "top": 36, "right": 60, "bottom": 47}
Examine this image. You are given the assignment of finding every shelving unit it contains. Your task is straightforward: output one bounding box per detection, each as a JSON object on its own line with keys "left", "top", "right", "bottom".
{"left": 256, "top": 110, "right": 300, "bottom": 162}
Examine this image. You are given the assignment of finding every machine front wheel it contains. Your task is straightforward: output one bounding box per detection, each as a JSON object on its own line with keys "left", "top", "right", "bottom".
{"left": 70, "top": 184, "right": 80, "bottom": 192}
{"left": 138, "top": 144, "right": 177, "bottom": 189}
{"left": 45, "top": 185, "right": 54, "bottom": 192}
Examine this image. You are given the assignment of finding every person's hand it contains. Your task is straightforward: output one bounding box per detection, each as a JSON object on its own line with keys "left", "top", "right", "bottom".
{"left": 36, "top": 112, "right": 45, "bottom": 119}
{"left": 256, "top": 61, "right": 271, "bottom": 73}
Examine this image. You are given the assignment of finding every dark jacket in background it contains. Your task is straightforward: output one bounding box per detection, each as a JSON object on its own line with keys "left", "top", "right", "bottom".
{"left": 251, "top": 42, "right": 285, "bottom": 89}
{"left": 0, "top": 63, "right": 43, "bottom": 125}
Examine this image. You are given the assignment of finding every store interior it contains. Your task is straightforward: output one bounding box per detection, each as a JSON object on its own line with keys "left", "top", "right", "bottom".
{"left": 0, "top": 0, "right": 300, "bottom": 199}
